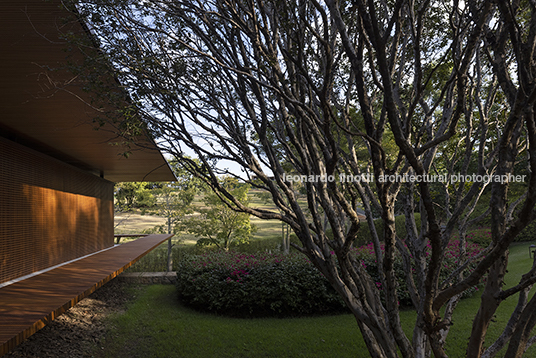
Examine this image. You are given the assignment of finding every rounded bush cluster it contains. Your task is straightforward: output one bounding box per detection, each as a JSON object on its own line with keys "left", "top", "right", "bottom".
{"left": 176, "top": 251, "right": 347, "bottom": 317}
{"left": 177, "top": 239, "right": 484, "bottom": 316}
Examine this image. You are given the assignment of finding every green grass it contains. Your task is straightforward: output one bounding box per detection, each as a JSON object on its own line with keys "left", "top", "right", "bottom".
{"left": 108, "top": 241, "right": 536, "bottom": 357}
{"left": 114, "top": 191, "right": 536, "bottom": 357}
{"left": 112, "top": 183, "right": 536, "bottom": 356}
{"left": 442, "top": 241, "right": 536, "bottom": 357}
{"left": 98, "top": 285, "right": 366, "bottom": 358}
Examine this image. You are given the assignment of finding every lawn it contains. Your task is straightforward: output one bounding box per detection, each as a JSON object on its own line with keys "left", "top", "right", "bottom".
{"left": 102, "top": 242, "right": 536, "bottom": 357}
{"left": 442, "top": 241, "right": 536, "bottom": 356}
{"left": 98, "top": 285, "right": 365, "bottom": 358}
{"left": 114, "top": 187, "right": 536, "bottom": 356}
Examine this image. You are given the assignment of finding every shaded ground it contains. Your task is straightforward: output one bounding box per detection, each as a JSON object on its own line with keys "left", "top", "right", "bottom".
{"left": 4, "top": 279, "right": 133, "bottom": 358}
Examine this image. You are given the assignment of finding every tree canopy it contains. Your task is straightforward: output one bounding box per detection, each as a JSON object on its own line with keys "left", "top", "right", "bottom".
{"left": 180, "top": 176, "right": 256, "bottom": 250}
{"left": 63, "top": 0, "right": 536, "bottom": 357}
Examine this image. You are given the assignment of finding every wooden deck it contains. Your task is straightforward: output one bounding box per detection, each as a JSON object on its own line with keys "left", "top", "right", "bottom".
{"left": 0, "top": 234, "right": 173, "bottom": 356}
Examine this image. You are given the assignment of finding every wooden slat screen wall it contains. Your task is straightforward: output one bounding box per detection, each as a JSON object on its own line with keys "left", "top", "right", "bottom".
{"left": 0, "top": 137, "right": 114, "bottom": 285}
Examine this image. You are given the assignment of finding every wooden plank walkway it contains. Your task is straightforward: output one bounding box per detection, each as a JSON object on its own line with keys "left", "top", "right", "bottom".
{"left": 0, "top": 234, "right": 173, "bottom": 356}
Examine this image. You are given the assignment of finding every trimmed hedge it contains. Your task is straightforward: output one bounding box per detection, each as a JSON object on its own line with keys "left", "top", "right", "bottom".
{"left": 176, "top": 251, "right": 347, "bottom": 317}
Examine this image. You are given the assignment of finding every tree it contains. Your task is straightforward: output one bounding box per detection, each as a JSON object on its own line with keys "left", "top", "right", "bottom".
{"left": 146, "top": 161, "right": 200, "bottom": 270}
{"left": 114, "top": 182, "right": 156, "bottom": 211}
{"left": 64, "top": 1, "right": 536, "bottom": 356}
{"left": 180, "top": 177, "right": 256, "bottom": 250}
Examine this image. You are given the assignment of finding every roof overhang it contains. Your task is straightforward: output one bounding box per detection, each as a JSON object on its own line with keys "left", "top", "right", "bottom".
{"left": 0, "top": 0, "right": 176, "bottom": 182}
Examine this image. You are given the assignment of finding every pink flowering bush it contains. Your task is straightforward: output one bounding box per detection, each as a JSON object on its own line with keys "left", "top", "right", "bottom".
{"left": 465, "top": 227, "right": 492, "bottom": 245}
{"left": 353, "top": 239, "right": 485, "bottom": 307}
{"left": 176, "top": 251, "right": 347, "bottom": 317}
{"left": 177, "top": 239, "right": 485, "bottom": 315}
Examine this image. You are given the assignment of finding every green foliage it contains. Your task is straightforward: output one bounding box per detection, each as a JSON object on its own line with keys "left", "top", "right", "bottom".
{"left": 126, "top": 235, "right": 301, "bottom": 272}
{"left": 465, "top": 227, "right": 493, "bottom": 246}
{"left": 179, "top": 177, "right": 257, "bottom": 250}
{"left": 141, "top": 157, "right": 204, "bottom": 235}
{"left": 126, "top": 243, "right": 185, "bottom": 272}
{"left": 87, "top": 244, "right": 536, "bottom": 358}
{"left": 114, "top": 182, "right": 156, "bottom": 211}
{"left": 516, "top": 220, "right": 536, "bottom": 242}
{"left": 176, "top": 251, "right": 347, "bottom": 317}
{"left": 147, "top": 183, "right": 195, "bottom": 234}
{"left": 126, "top": 245, "right": 173, "bottom": 272}
{"left": 135, "top": 189, "right": 157, "bottom": 208}
{"left": 353, "top": 240, "right": 484, "bottom": 307}
{"left": 175, "top": 238, "right": 484, "bottom": 317}
{"left": 354, "top": 214, "right": 422, "bottom": 246}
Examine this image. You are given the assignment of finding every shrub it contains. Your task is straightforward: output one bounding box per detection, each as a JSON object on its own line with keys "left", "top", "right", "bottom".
{"left": 176, "top": 251, "right": 347, "bottom": 317}
{"left": 516, "top": 220, "right": 536, "bottom": 242}
{"left": 176, "top": 238, "right": 484, "bottom": 316}
{"left": 353, "top": 240, "right": 484, "bottom": 307}
{"left": 465, "top": 227, "right": 493, "bottom": 245}
{"left": 126, "top": 245, "right": 184, "bottom": 272}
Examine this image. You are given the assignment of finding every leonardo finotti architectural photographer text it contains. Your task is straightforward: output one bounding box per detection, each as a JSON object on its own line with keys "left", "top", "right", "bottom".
{"left": 282, "top": 173, "right": 527, "bottom": 185}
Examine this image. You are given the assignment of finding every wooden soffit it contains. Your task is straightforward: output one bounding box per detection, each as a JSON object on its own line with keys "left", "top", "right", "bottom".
{"left": 0, "top": 0, "right": 176, "bottom": 182}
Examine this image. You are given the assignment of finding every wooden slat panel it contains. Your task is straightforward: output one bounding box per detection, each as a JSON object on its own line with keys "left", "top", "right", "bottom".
{"left": 0, "top": 234, "right": 173, "bottom": 356}
{"left": 0, "top": 136, "right": 115, "bottom": 285}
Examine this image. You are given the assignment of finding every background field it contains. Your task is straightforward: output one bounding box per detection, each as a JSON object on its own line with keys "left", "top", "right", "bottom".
{"left": 114, "top": 188, "right": 289, "bottom": 247}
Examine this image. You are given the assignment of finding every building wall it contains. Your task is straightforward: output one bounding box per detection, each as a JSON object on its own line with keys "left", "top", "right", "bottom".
{"left": 0, "top": 137, "right": 114, "bottom": 284}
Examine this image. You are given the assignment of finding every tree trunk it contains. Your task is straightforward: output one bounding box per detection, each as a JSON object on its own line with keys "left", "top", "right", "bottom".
{"left": 282, "top": 222, "right": 290, "bottom": 254}
{"left": 466, "top": 253, "right": 509, "bottom": 357}
{"left": 167, "top": 238, "right": 173, "bottom": 272}
{"left": 413, "top": 313, "right": 431, "bottom": 358}
{"left": 482, "top": 286, "right": 531, "bottom": 358}
{"left": 504, "top": 292, "right": 536, "bottom": 358}
{"left": 167, "top": 215, "right": 173, "bottom": 272}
